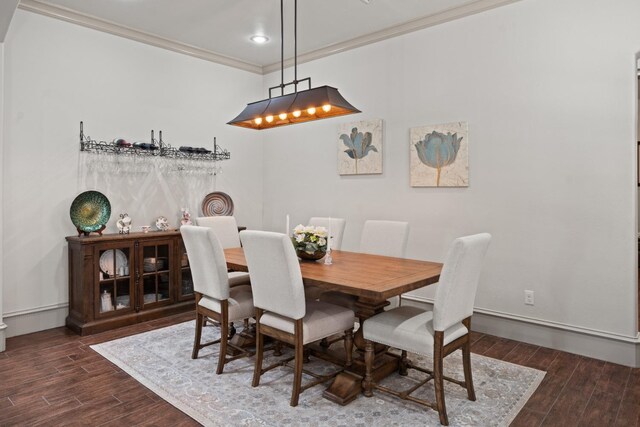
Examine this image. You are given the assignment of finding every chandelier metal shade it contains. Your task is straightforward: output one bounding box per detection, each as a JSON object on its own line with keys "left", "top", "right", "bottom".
{"left": 227, "top": 0, "right": 360, "bottom": 130}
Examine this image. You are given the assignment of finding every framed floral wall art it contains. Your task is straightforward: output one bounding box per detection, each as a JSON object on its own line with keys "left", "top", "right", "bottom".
{"left": 410, "top": 121, "right": 469, "bottom": 187}
{"left": 337, "top": 119, "right": 383, "bottom": 175}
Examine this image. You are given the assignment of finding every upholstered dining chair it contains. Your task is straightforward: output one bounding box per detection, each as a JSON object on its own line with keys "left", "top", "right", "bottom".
{"left": 194, "top": 216, "right": 241, "bottom": 248}
{"left": 321, "top": 220, "right": 409, "bottom": 310}
{"left": 180, "top": 225, "right": 255, "bottom": 375}
{"left": 308, "top": 217, "right": 346, "bottom": 250}
{"left": 362, "top": 233, "right": 491, "bottom": 426}
{"left": 240, "top": 230, "right": 355, "bottom": 407}
{"left": 194, "top": 216, "right": 251, "bottom": 331}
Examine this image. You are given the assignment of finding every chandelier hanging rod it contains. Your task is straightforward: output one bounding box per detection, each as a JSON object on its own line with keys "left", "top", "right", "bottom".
{"left": 227, "top": 0, "right": 360, "bottom": 130}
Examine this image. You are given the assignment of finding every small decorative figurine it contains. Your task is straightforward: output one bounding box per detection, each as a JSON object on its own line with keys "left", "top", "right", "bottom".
{"left": 117, "top": 213, "right": 132, "bottom": 234}
{"left": 180, "top": 208, "right": 192, "bottom": 227}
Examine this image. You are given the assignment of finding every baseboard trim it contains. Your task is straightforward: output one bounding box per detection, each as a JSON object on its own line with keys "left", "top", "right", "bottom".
{"left": 0, "top": 323, "right": 7, "bottom": 352}
{"left": 3, "top": 303, "right": 68, "bottom": 338}
{"left": 403, "top": 295, "right": 640, "bottom": 367}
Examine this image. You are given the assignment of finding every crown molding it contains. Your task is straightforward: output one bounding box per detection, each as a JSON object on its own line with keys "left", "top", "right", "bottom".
{"left": 17, "top": 0, "right": 263, "bottom": 74}
{"left": 262, "top": 0, "right": 523, "bottom": 74}
{"left": 18, "top": 0, "right": 521, "bottom": 76}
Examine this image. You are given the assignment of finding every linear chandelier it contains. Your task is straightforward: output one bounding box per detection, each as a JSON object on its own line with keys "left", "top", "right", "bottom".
{"left": 227, "top": 0, "right": 360, "bottom": 130}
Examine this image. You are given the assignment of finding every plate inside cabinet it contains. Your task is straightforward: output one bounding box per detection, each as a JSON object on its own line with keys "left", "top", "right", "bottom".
{"left": 99, "top": 249, "right": 128, "bottom": 276}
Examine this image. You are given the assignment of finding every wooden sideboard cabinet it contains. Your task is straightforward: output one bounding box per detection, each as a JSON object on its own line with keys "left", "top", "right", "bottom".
{"left": 66, "top": 231, "right": 195, "bottom": 335}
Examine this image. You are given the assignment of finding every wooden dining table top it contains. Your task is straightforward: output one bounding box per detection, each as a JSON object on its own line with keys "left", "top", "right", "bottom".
{"left": 224, "top": 248, "right": 442, "bottom": 301}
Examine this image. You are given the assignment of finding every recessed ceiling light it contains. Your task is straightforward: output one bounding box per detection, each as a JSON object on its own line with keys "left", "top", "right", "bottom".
{"left": 250, "top": 35, "right": 269, "bottom": 44}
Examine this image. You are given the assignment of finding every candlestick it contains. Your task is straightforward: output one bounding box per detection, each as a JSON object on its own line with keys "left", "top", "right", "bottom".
{"left": 327, "top": 217, "right": 332, "bottom": 252}
{"left": 324, "top": 248, "right": 333, "bottom": 265}
{"left": 286, "top": 214, "right": 290, "bottom": 236}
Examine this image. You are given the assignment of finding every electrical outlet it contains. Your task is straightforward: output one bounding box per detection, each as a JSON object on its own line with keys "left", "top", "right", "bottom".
{"left": 524, "top": 290, "right": 534, "bottom": 305}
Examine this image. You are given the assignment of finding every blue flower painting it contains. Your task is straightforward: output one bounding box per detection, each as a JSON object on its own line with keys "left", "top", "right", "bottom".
{"left": 410, "top": 122, "right": 468, "bottom": 187}
{"left": 337, "top": 120, "right": 383, "bottom": 175}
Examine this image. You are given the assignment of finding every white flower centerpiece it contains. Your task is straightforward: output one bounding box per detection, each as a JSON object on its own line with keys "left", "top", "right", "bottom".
{"left": 291, "top": 224, "right": 328, "bottom": 261}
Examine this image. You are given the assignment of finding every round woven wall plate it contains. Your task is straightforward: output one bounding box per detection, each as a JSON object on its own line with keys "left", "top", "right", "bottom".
{"left": 202, "top": 192, "right": 234, "bottom": 216}
{"left": 70, "top": 190, "right": 111, "bottom": 232}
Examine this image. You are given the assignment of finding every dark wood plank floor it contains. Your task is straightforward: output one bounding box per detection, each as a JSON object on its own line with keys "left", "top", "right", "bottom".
{"left": 0, "top": 312, "right": 636, "bottom": 426}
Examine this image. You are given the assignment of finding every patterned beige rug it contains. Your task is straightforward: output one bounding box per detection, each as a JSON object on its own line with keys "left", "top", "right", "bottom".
{"left": 91, "top": 321, "right": 544, "bottom": 427}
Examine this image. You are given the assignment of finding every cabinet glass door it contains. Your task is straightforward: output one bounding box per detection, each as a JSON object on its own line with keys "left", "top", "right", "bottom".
{"left": 140, "top": 240, "right": 174, "bottom": 307}
{"left": 96, "top": 245, "right": 134, "bottom": 316}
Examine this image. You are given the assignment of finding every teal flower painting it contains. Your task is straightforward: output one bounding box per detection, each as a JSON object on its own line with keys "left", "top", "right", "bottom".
{"left": 337, "top": 119, "right": 383, "bottom": 175}
{"left": 410, "top": 122, "right": 468, "bottom": 187}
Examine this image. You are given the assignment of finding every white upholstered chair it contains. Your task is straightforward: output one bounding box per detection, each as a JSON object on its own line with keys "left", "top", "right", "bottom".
{"left": 240, "top": 230, "right": 355, "bottom": 407}
{"left": 321, "top": 220, "right": 409, "bottom": 310}
{"left": 362, "top": 233, "right": 491, "bottom": 426}
{"left": 180, "top": 225, "right": 255, "bottom": 375}
{"left": 194, "top": 216, "right": 250, "bottom": 287}
{"left": 308, "top": 217, "right": 346, "bottom": 250}
{"left": 194, "top": 216, "right": 241, "bottom": 248}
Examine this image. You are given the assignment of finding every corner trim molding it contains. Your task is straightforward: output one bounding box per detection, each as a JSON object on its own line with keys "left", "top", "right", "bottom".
{"left": 262, "top": 0, "right": 523, "bottom": 74}
{"left": 18, "top": 0, "right": 522, "bottom": 76}
{"left": 4, "top": 301, "right": 68, "bottom": 318}
{"left": 404, "top": 295, "right": 640, "bottom": 343}
{"left": 17, "top": 0, "right": 263, "bottom": 74}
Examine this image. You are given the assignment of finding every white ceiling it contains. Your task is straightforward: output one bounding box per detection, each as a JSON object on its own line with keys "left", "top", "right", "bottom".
{"left": 20, "top": 0, "right": 520, "bottom": 73}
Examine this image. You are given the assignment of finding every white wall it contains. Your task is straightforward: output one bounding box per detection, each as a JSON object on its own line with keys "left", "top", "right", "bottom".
{"left": 0, "top": 42, "right": 6, "bottom": 351}
{"left": 262, "top": 0, "right": 640, "bottom": 348}
{"left": 1, "top": 10, "right": 264, "bottom": 336}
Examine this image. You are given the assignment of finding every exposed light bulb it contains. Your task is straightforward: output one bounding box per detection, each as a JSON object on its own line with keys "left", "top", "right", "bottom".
{"left": 292, "top": 110, "right": 301, "bottom": 118}
{"left": 278, "top": 113, "right": 288, "bottom": 120}
{"left": 322, "top": 104, "right": 332, "bottom": 112}
{"left": 307, "top": 107, "right": 316, "bottom": 115}
{"left": 254, "top": 117, "right": 263, "bottom": 125}
{"left": 265, "top": 115, "right": 274, "bottom": 123}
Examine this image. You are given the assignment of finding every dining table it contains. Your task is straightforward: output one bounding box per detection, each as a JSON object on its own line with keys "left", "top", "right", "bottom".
{"left": 224, "top": 247, "right": 443, "bottom": 405}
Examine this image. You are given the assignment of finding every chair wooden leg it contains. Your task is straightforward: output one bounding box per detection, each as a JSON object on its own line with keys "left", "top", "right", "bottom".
{"left": 462, "top": 318, "right": 476, "bottom": 401}
{"left": 192, "top": 311, "right": 204, "bottom": 360}
{"left": 252, "top": 309, "right": 264, "bottom": 387}
{"left": 344, "top": 329, "right": 353, "bottom": 367}
{"left": 290, "top": 319, "right": 304, "bottom": 407}
{"left": 434, "top": 331, "right": 449, "bottom": 426}
{"left": 462, "top": 339, "right": 476, "bottom": 401}
{"left": 363, "top": 340, "right": 374, "bottom": 397}
{"left": 216, "top": 302, "right": 229, "bottom": 375}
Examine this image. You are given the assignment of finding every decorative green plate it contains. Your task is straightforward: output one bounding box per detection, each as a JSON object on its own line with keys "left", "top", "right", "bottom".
{"left": 70, "top": 191, "right": 111, "bottom": 233}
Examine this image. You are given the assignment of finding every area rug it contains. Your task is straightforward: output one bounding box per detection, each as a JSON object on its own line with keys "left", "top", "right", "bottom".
{"left": 91, "top": 321, "right": 544, "bottom": 427}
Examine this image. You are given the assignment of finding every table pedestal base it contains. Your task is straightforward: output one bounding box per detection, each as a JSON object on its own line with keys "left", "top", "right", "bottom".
{"left": 323, "top": 351, "right": 399, "bottom": 405}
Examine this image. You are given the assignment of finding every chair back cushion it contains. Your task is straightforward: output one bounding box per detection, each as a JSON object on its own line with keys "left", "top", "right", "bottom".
{"left": 239, "top": 230, "right": 306, "bottom": 319}
{"left": 360, "top": 220, "right": 409, "bottom": 258}
{"left": 194, "top": 216, "right": 241, "bottom": 249}
{"left": 180, "top": 225, "right": 230, "bottom": 300}
{"left": 308, "top": 217, "right": 346, "bottom": 250}
{"left": 433, "top": 233, "right": 491, "bottom": 332}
